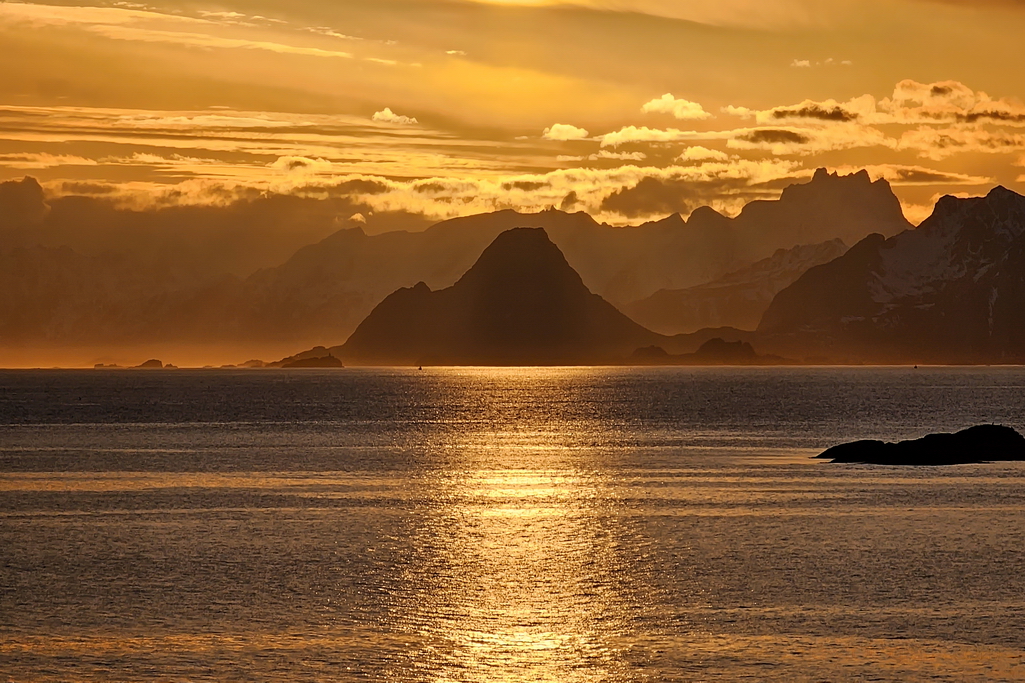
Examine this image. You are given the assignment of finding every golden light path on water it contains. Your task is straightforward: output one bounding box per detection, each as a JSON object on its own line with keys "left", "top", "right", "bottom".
{"left": 387, "top": 369, "right": 634, "bottom": 681}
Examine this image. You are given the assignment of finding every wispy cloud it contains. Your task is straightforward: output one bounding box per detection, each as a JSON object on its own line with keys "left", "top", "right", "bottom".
{"left": 0, "top": 153, "right": 98, "bottom": 169}
{"left": 0, "top": 2, "right": 391, "bottom": 61}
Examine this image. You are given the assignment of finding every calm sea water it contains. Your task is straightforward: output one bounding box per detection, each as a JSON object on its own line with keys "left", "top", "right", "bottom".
{"left": 2, "top": 367, "right": 1025, "bottom": 682}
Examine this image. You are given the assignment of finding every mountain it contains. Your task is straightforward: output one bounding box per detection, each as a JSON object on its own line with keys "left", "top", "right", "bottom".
{"left": 0, "top": 244, "right": 233, "bottom": 345}
{"left": 218, "top": 168, "right": 909, "bottom": 347}
{"left": 0, "top": 169, "right": 912, "bottom": 358}
{"left": 333, "top": 228, "right": 665, "bottom": 365}
{"left": 728, "top": 168, "right": 909, "bottom": 251}
{"left": 758, "top": 186, "right": 1025, "bottom": 362}
{"left": 623, "top": 238, "right": 848, "bottom": 335}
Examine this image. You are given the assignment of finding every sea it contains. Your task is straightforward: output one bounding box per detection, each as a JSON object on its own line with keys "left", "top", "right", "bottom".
{"left": 1, "top": 367, "right": 1024, "bottom": 682}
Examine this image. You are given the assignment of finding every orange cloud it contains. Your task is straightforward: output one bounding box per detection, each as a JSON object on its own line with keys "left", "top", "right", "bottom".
{"left": 641, "top": 94, "right": 712, "bottom": 120}
{"left": 542, "top": 123, "right": 590, "bottom": 141}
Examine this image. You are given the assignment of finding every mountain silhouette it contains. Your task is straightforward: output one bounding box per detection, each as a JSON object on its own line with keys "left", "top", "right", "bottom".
{"left": 624, "top": 238, "right": 848, "bottom": 334}
{"left": 209, "top": 169, "right": 910, "bottom": 350}
{"left": 0, "top": 169, "right": 912, "bottom": 361}
{"left": 759, "top": 186, "right": 1025, "bottom": 362}
{"left": 335, "top": 228, "right": 664, "bottom": 365}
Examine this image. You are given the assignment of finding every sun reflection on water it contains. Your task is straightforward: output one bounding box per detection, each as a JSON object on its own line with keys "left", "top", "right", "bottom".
{"left": 390, "top": 453, "right": 632, "bottom": 680}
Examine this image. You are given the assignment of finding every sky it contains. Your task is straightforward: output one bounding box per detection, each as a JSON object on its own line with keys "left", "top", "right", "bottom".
{"left": 2, "top": 0, "right": 1025, "bottom": 228}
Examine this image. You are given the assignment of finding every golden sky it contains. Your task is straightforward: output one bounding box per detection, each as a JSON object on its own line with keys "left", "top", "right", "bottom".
{"left": 2, "top": 0, "right": 1024, "bottom": 227}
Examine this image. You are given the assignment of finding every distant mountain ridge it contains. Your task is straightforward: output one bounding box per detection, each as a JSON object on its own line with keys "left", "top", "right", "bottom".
{"left": 216, "top": 168, "right": 911, "bottom": 346}
{"left": 759, "top": 186, "right": 1025, "bottom": 362}
{"left": 0, "top": 169, "right": 912, "bottom": 356}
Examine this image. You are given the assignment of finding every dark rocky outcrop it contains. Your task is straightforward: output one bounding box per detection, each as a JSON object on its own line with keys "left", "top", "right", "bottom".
{"left": 817, "top": 424, "right": 1025, "bottom": 465}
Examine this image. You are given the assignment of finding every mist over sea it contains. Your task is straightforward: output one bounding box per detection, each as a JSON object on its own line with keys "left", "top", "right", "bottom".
{"left": 2, "top": 367, "right": 1024, "bottom": 681}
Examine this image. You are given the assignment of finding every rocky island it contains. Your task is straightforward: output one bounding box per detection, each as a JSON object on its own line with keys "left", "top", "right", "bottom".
{"left": 817, "top": 424, "right": 1025, "bottom": 465}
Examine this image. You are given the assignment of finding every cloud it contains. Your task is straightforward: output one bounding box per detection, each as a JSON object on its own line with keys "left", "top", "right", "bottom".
{"left": 0, "top": 153, "right": 98, "bottom": 169}
{"left": 198, "top": 11, "right": 246, "bottom": 20}
{"left": 758, "top": 95, "right": 876, "bottom": 125}
{"left": 454, "top": 0, "right": 853, "bottom": 30}
{"left": 269, "top": 156, "right": 335, "bottom": 173}
{"left": 303, "top": 26, "right": 362, "bottom": 40}
{"left": 732, "top": 82, "right": 1025, "bottom": 134}
{"left": 722, "top": 105, "right": 755, "bottom": 119}
{"left": 897, "top": 126, "right": 1025, "bottom": 160}
{"left": 827, "top": 164, "right": 992, "bottom": 186}
{"left": 555, "top": 150, "right": 647, "bottom": 162}
{"left": 0, "top": 2, "right": 358, "bottom": 60}
{"left": 329, "top": 178, "right": 392, "bottom": 195}
{"left": 678, "top": 146, "right": 729, "bottom": 162}
{"left": 878, "top": 79, "right": 1025, "bottom": 127}
{"left": 727, "top": 124, "right": 895, "bottom": 155}
{"left": 769, "top": 103, "right": 859, "bottom": 123}
{"left": 542, "top": 123, "right": 590, "bottom": 141}
{"left": 0, "top": 104, "right": 514, "bottom": 187}
{"left": 599, "top": 126, "right": 695, "bottom": 147}
{"left": 888, "top": 79, "right": 978, "bottom": 111}
{"left": 559, "top": 191, "right": 580, "bottom": 211}
{"left": 114, "top": 113, "right": 300, "bottom": 129}
{"left": 596, "top": 159, "right": 803, "bottom": 219}
{"left": 590, "top": 150, "right": 646, "bottom": 161}
{"left": 264, "top": 157, "right": 807, "bottom": 225}
{"left": 641, "top": 94, "right": 713, "bottom": 120}
{"left": 372, "top": 108, "right": 419, "bottom": 125}
{"left": 734, "top": 129, "right": 810, "bottom": 145}
{"left": 790, "top": 58, "right": 853, "bottom": 68}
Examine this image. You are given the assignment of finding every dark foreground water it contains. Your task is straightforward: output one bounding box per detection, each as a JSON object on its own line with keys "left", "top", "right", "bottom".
{"left": 1, "top": 367, "right": 1025, "bottom": 682}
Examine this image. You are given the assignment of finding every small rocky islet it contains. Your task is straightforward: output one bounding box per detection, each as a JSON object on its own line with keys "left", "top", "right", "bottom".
{"left": 817, "top": 424, "right": 1025, "bottom": 466}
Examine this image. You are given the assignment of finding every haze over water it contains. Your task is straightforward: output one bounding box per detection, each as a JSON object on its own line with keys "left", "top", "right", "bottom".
{"left": 2, "top": 367, "right": 1025, "bottom": 681}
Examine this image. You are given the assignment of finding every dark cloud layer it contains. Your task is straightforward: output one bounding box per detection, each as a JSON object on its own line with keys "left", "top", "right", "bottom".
{"left": 737, "top": 130, "right": 811, "bottom": 145}
{"left": 599, "top": 176, "right": 766, "bottom": 219}
{"left": 772, "top": 105, "right": 858, "bottom": 122}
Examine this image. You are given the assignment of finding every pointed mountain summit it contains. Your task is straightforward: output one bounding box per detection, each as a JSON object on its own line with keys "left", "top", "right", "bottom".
{"left": 336, "top": 227, "right": 663, "bottom": 365}
{"left": 759, "top": 185, "right": 1025, "bottom": 362}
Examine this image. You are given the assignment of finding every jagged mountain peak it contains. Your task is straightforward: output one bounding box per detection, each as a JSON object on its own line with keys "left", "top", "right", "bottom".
{"left": 922, "top": 184, "right": 1025, "bottom": 245}
{"left": 777, "top": 168, "right": 889, "bottom": 205}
